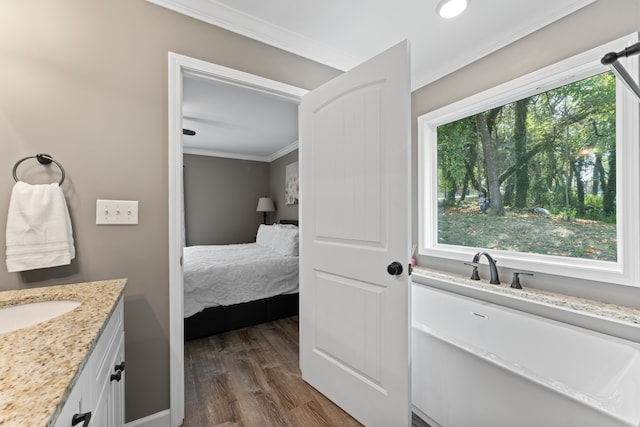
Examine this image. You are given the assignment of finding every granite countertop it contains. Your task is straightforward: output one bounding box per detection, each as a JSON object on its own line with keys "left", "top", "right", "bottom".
{"left": 0, "top": 279, "right": 126, "bottom": 427}
{"left": 412, "top": 266, "right": 640, "bottom": 327}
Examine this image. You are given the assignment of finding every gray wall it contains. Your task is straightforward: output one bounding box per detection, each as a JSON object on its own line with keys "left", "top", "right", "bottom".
{"left": 270, "top": 150, "right": 299, "bottom": 223}
{"left": 183, "top": 154, "right": 269, "bottom": 245}
{"left": 183, "top": 151, "right": 298, "bottom": 245}
{"left": 0, "top": 0, "right": 338, "bottom": 422}
{"left": 412, "top": 0, "right": 640, "bottom": 309}
{"left": 2, "top": 0, "right": 640, "bottom": 422}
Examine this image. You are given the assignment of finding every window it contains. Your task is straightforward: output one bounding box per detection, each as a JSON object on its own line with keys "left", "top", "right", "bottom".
{"left": 418, "top": 34, "right": 640, "bottom": 286}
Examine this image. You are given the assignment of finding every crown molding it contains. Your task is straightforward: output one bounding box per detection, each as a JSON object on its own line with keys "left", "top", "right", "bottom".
{"left": 182, "top": 147, "right": 270, "bottom": 162}
{"left": 183, "top": 140, "right": 298, "bottom": 162}
{"left": 267, "top": 141, "right": 299, "bottom": 162}
{"left": 153, "top": 0, "right": 597, "bottom": 91}
{"left": 147, "top": 0, "right": 359, "bottom": 71}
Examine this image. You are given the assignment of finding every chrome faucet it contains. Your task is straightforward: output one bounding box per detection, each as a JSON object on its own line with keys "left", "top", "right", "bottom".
{"left": 471, "top": 251, "right": 500, "bottom": 284}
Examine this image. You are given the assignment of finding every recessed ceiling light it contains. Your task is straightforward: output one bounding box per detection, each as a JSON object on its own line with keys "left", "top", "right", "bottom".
{"left": 437, "top": 0, "right": 469, "bottom": 19}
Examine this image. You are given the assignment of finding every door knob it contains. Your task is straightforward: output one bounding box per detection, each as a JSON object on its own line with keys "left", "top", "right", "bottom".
{"left": 387, "top": 261, "right": 403, "bottom": 276}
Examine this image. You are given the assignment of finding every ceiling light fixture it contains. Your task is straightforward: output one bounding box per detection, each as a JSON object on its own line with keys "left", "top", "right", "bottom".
{"left": 437, "top": 0, "right": 469, "bottom": 19}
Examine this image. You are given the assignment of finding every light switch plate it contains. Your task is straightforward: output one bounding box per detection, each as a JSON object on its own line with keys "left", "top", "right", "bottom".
{"left": 96, "top": 200, "right": 139, "bottom": 225}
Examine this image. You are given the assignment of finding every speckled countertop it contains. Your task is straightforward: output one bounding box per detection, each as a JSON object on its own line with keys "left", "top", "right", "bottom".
{"left": 0, "top": 279, "right": 126, "bottom": 427}
{"left": 413, "top": 266, "right": 640, "bottom": 327}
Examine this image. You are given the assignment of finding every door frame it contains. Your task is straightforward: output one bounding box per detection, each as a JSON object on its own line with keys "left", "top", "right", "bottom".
{"left": 167, "top": 52, "right": 307, "bottom": 426}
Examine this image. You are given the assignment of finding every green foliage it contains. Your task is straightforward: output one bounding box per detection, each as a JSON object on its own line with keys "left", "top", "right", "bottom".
{"left": 436, "top": 71, "right": 617, "bottom": 250}
{"left": 559, "top": 208, "right": 577, "bottom": 221}
{"left": 437, "top": 117, "right": 477, "bottom": 205}
{"left": 583, "top": 194, "right": 616, "bottom": 223}
{"left": 584, "top": 194, "right": 603, "bottom": 209}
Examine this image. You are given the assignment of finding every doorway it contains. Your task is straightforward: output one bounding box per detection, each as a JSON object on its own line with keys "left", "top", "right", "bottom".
{"left": 168, "top": 52, "right": 307, "bottom": 426}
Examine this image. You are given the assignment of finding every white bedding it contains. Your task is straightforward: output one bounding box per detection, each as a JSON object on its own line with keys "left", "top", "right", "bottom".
{"left": 183, "top": 243, "right": 299, "bottom": 317}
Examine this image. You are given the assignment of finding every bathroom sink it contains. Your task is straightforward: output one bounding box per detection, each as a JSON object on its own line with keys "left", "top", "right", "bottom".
{"left": 0, "top": 300, "right": 81, "bottom": 334}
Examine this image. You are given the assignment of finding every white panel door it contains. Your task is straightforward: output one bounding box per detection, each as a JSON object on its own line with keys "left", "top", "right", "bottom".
{"left": 299, "top": 41, "right": 411, "bottom": 426}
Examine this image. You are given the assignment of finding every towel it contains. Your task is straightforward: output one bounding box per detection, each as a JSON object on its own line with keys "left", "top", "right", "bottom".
{"left": 6, "top": 182, "right": 75, "bottom": 272}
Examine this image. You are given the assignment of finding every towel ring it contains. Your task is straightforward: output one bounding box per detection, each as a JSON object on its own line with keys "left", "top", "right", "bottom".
{"left": 13, "top": 154, "right": 66, "bottom": 185}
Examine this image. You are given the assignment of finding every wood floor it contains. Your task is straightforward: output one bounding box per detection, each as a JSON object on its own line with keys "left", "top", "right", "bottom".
{"left": 184, "top": 316, "right": 431, "bottom": 427}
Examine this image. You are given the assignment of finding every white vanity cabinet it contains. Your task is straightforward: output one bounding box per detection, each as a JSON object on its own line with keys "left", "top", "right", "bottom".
{"left": 54, "top": 299, "right": 125, "bottom": 427}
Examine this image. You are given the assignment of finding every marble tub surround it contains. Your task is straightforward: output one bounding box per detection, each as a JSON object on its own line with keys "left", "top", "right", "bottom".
{"left": 0, "top": 279, "right": 126, "bottom": 427}
{"left": 413, "top": 267, "right": 640, "bottom": 330}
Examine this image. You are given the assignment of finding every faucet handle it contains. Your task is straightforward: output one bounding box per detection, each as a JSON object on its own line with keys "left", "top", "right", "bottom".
{"left": 511, "top": 272, "right": 534, "bottom": 289}
{"left": 464, "top": 262, "right": 480, "bottom": 280}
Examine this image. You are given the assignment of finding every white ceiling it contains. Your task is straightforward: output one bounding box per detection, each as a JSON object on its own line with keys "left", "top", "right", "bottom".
{"left": 182, "top": 74, "right": 299, "bottom": 162}
{"left": 151, "top": 0, "right": 596, "bottom": 161}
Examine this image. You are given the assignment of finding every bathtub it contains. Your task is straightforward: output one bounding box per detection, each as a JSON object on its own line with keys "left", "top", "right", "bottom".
{"left": 411, "top": 283, "right": 640, "bottom": 427}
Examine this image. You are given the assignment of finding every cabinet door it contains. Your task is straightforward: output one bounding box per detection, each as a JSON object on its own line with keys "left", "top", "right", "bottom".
{"left": 53, "top": 300, "right": 124, "bottom": 427}
{"left": 53, "top": 372, "right": 92, "bottom": 427}
{"left": 110, "top": 333, "right": 125, "bottom": 426}
{"left": 91, "top": 300, "right": 125, "bottom": 427}
{"left": 93, "top": 370, "right": 109, "bottom": 426}
{"left": 94, "top": 330, "right": 125, "bottom": 426}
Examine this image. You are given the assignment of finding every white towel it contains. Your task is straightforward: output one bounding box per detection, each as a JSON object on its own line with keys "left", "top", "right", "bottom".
{"left": 6, "top": 182, "right": 75, "bottom": 272}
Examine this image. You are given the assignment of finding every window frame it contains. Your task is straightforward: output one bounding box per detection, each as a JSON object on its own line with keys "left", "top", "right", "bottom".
{"left": 418, "top": 33, "right": 640, "bottom": 287}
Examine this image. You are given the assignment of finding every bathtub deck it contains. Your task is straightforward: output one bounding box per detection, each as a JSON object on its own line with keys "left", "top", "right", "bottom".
{"left": 412, "top": 283, "right": 640, "bottom": 427}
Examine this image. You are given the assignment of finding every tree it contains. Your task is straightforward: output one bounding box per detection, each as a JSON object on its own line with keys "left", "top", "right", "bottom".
{"left": 436, "top": 71, "right": 616, "bottom": 224}
{"left": 475, "top": 108, "right": 504, "bottom": 216}
{"left": 437, "top": 117, "right": 477, "bottom": 206}
{"left": 514, "top": 99, "right": 529, "bottom": 208}
{"left": 604, "top": 148, "right": 615, "bottom": 215}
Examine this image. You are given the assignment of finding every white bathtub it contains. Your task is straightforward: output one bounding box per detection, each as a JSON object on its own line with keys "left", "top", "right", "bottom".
{"left": 412, "top": 283, "right": 640, "bottom": 427}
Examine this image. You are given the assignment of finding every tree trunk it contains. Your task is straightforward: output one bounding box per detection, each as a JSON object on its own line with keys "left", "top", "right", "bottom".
{"left": 475, "top": 111, "right": 504, "bottom": 216}
{"left": 514, "top": 99, "right": 529, "bottom": 208}
{"left": 463, "top": 140, "right": 479, "bottom": 201}
{"left": 604, "top": 148, "right": 616, "bottom": 216}
{"left": 573, "top": 159, "right": 585, "bottom": 216}
{"left": 567, "top": 165, "right": 575, "bottom": 208}
{"left": 545, "top": 137, "right": 557, "bottom": 190}
{"left": 564, "top": 174, "right": 570, "bottom": 208}
{"left": 446, "top": 188, "right": 456, "bottom": 206}
{"left": 503, "top": 176, "right": 514, "bottom": 207}
{"left": 593, "top": 153, "right": 605, "bottom": 196}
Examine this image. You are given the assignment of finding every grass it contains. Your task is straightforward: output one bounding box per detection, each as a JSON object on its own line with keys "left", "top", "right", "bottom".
{"left": 438, "top": 205, "right": 617, "bottom": 261}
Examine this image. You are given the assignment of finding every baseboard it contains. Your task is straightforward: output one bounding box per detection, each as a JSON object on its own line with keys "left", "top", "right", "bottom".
{"left": 125, "top": 409, "right": 171, "bottom": 427}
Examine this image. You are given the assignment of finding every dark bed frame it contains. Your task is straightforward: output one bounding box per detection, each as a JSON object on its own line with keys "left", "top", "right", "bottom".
{"left": 184, "top": 219, "right": 299, "bottom": 341}
{"left": 184, "top": 293, "right": 299, "bottom": 340}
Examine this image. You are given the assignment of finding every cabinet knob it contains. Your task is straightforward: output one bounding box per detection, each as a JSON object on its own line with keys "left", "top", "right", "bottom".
{"left": 110, "top": 371, "right": 122, "bottom": 382}
{"left": 72, "top": 412, "right": 92, "bottom": 427}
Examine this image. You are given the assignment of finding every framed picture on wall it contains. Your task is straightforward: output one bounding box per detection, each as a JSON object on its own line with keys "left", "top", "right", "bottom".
{"left": 285, "top": 162, "right": 298, "bottom": 205}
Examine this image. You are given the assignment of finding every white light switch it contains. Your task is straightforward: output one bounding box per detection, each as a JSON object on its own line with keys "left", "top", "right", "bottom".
{"left": 96, "top": 200, "right": 139, "bottom": 225}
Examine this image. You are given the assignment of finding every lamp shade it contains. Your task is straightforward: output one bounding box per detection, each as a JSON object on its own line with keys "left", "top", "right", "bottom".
{"left": 256, "top": 197, "right": 276, "bottom": 212}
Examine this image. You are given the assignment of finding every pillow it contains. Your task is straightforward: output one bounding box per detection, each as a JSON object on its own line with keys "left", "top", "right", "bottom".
{"left": 270, "top": 226, "right": 299, "bottom": 256}
{"left": 256, "top": 224, "right": 275, "bottom": 247}
{"left": 276, "top": 222, "right": 298, "bottom": 229}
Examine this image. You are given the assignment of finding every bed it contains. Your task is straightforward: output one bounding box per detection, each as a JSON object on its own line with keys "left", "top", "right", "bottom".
{"left": 183, "top": 221, "right": 299, "bottom": 340}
